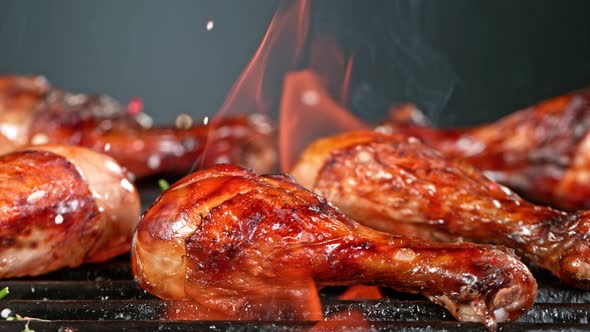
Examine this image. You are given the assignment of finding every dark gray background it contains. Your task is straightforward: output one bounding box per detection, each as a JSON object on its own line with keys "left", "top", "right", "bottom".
{"left": 1, "top": 0, "right": 590, "bottom": 126}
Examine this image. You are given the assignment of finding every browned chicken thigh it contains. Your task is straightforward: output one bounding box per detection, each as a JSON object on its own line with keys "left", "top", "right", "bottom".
{"left": 291, "top": 131, "right": 590, "bottom": 289}
{"left": 377, "top": 89, "right": 590, "bottom": 211}
{"left": 132, "top": 164, "right": 537, "bottom": 329}
{"left": 0, "top": 75, "right": 277, "bottom": 178}
{"left": 0, "top": 144, "right": 140, "bottom": 278}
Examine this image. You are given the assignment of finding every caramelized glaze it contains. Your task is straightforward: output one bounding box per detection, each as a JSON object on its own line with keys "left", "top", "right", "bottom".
{"left": 377, "top": 90, "right": 590, "bottom": 211}
{"left": 132, "top": 164, "right": 536, "bottom": 330}
{"left": 0, "top": 75, "right": 277, "bottom": 178}
{"left": 0, "top": 144, "right": 140, "bottom": 278}
{"left": 293, "top": 131, "right": 590, "bottom": 288}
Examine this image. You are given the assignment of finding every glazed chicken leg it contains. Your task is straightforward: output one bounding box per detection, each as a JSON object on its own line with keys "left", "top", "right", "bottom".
{"left": 377, "top": 89, "right": 590, "bottom": 211}
{"left": 0, "top": 75, "right": 277, "bottom": 178}
{"left": 132, "top": 164, "right": 536, "bottom": 329}
{"left": 0, "top": 75, "right": 51, "bottom": 154}
{"left": 0, "top": 144, "right": 140, "bottom": 278}
{"left": 291, "top": 131, "right": 590, "bottom": 289}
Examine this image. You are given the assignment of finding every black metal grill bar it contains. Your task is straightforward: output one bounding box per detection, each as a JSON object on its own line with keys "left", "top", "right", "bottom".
{"left": 536, "top": 287, "right": 590, "bottom": 303}
{"left": 1, "top": 320, "right": 590, "bottom": 332}
{"left": 2, "top": 253, "right": 588, "bottom": 330}
{"left": 20, "top": 261, "right": 133, "bottom": 281}
{"left": 0, "top": 281, "right": 150, "bottom": 300}
{"left": 1, "top": 299, "right": 589, "bottom": 324}
{"left": 3, "top": 279, "right": 590, "bottom": 303}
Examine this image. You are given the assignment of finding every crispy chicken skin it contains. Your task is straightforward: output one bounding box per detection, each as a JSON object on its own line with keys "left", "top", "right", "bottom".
{"left": 132, "top": 164, "right": 536, "bottom": 329}
{"left": 292, "top": 131, "right": 590, "bottom": 289}
{"left": 377, "top": 90, "right": 590, "bottom": 211}
{"left": 0, "top": 144, "right": 140, "bottom": 278}
{"left": 0, "top": 75, "right": 277, "bottom": 178}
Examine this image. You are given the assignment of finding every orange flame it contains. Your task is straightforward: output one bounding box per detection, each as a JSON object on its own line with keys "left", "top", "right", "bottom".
{"left": 308, "top": 35, "right": 355, "bottom": 105}
{"left": 339, "top": 285, "right": 383, "bottom": 301}
{"left": 340, "top": 56, "right": 354, "bottom": 105}
{"left": 164, "top": 276, "right": 323, "bottom": 321}
{"left": 279, "top": 70, "right": 369, "bottom": 171}
{"left": 216, "top": 0, "right": 310, "bottom": 118}
{"left": 278, "top": 31, "right": 370, "bottom": 171}
{"left": 210, "top": 0, "right": 369, "bottom": 172}
{"left": 196, "top": 0, "right": 310, "bottom": 172}
{"left": 172, "top": 0, "right": 381, "bottom": 324}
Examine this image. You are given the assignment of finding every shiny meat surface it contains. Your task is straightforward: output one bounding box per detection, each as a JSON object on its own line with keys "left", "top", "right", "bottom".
{"left": 132, "top": 164, "right": 536, "bottom": 330}
{"left": 377, "top": 89, "right": 590, "bottom": 211}
{"left": 0, "top": 75, "right": 49, "bottom": 150}
{"left": 0, "top": 75, "right": 277, "bottom": 178}
{"left": 0, "top": 134, "right": 15, "bottom": 156}
{"left": 0, "top": 144, "right": 140, "bottom": 278}
{"left": 292, "top": 131, "right": 590, "bottom": 289}
{"left": 0, "top": 75, "right": 49, "bottom": 116}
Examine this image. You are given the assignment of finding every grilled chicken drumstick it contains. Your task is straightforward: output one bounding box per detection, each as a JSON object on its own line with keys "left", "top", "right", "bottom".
{"left": 0, "top": 75, "right": 277, "bottom": 178}
{"left": 132, "top": 164, "right": 536, "bottom": 329}
{"left": 0, "top": 144, "right": 140, "bottom": 278}
{"left": 291, "top": 131, "right": 590, "bottom": 289}
{"left": 0, "top": 75, "right": 50, "bottom": 155}
{"left": 377, "top": 90, "right": 590, "bottom": 211}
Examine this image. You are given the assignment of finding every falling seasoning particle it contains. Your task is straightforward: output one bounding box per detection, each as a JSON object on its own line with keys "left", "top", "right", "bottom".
{"left": 206, "top": 20, "right": 214, "bottom": 31}
{"left": 135, "top": 112, "right": 154, "bottom": 129}
{"left": 203, "top": 116, "right": 209, "bottom": 125}
{"left": 54, "top": 215, "right": 64, "bottom": 225}
{"left": 127, "top": 97, "right": 144, "bottom": 114}
{"left": 175, "top": 113, "right": 193, "bottom": 129}
{"left": 147, "top": 154, "right": 161, "bottom": 170}
{"left": 0, "top": 309, "right": 10, "bottom": 319}
{"left": 26, "top": 190, "right": 46, "bottom": 204}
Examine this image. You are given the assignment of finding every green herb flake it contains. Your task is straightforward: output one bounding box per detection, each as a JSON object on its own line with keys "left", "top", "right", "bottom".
{"left": 158, "top": 179, "right": 170, "bottom": 191}
{"left": 0, "top": 287, "right": 9, "bottom": 299}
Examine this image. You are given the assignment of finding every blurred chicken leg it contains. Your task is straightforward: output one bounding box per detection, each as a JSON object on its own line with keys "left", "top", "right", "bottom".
{"left": 377, "top": 89, "right": 590, "bottom": 211}
{"left": 0, "top": 75, "right": 277, "bottom": 177}
{"left": 0, "top": 144, "right": 140, "bottom": 278}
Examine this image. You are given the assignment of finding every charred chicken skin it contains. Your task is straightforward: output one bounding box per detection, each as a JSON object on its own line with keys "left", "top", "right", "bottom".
{"left": 132, "top": 164, "right": 536, "bottom": 329}
{"left": 0, "top": 75, "right": 277, "bottom": 178}
{"left": 291, "top": 131, "right": 590, "bottom": 289}
{"left": 0, "top": 144, "right": 140, "bottom": 278}
{"left": 376, "top": 90, "right": 590, "bottom": 211}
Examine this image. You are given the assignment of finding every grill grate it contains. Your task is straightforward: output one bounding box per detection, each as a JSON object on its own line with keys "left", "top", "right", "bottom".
{"left": 0, "top": 182, "right": 589, "bottom": 332}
